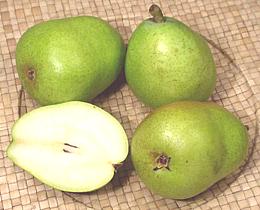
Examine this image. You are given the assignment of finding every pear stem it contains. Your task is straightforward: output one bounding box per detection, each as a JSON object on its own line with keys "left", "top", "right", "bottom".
{"left": 149, "top": 4, "right": 165, "bottom": 23}
{"left": 113, "top": 163, "right": 123, "bottom": 172}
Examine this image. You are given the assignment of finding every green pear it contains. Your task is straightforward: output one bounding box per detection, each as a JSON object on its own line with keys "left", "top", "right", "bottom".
{"left": 125, "top": 5, "right": 216, "bottom": 108}
{"left": 16, "top": 16, "right": 125, "bottom": 105}
{"left": 7, "top": 101, "right": 128, "bottom": 192}
{"left": 131, "top": 101, "right": 248, "bottom": 199}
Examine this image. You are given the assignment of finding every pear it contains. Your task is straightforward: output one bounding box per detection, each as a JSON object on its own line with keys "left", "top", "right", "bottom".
{"left": 7, "top": 101, "right": 128, "bottom": 192}
{"left": 16, "top": 16, "right": 125, "bottom": 105}
{"left": 125, "top": 5, "right": 216, "bottom": 108}
{"left": 131, "top": 101, "right": 248, "bottom": 199}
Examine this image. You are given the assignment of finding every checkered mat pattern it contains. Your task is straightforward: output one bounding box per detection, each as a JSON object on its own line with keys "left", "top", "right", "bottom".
{"left": 0, "top": 0, "right": 259, "bottom": 209}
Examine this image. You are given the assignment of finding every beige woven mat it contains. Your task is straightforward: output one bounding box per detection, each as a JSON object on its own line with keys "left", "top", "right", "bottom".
{"left": 0, "top": 0, "right": 259, "bottom": 209}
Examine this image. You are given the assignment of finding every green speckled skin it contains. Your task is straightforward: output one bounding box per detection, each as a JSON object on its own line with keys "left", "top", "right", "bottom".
{"left": 16, "top": 16, "right": 125, "bottom": 105}
{"left": 125, "top": 18, "right": 216, "bottom": 108}
{"left": 131, "top": 101, "right": 248, "bottom": 199}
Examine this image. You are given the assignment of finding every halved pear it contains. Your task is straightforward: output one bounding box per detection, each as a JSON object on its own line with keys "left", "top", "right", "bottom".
{"left": 7, "top": 101, "right": 128, "bottom": 192}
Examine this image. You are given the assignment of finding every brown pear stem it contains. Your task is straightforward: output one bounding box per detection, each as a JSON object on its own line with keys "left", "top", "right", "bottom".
{"left": 113, "top": 163, "right": 123, "bottom": 172}
{"left": 149, "top": 4, "right": 165, "bottom": 23}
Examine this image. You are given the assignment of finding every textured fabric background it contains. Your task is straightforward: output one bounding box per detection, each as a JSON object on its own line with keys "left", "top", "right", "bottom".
{"left": 0, "top": 0, "right": 259, "bottom": 209}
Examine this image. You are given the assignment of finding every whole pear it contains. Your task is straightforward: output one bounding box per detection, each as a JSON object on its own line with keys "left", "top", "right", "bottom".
{"left": 131, "top": 101, "right": 248, "bottom": 199}
{"left": 16, "top": 16, "right": 125, "bottom": 105}
{"left": 125, "top": 5, "right": 216, "bottom": 107}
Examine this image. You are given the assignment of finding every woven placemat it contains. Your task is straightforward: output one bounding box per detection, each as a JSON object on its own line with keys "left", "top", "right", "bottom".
{"left": 0, "top": 0, "right": 259, "bottom": 209}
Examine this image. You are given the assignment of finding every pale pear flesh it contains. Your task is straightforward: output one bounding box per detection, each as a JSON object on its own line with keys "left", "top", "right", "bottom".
{"left": 7, "top": 101, "right": 129, "bottom": 192}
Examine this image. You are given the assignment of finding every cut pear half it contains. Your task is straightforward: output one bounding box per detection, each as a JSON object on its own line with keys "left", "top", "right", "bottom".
{"left": 7, "top": 101, "right": 129, "bottom": 192}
